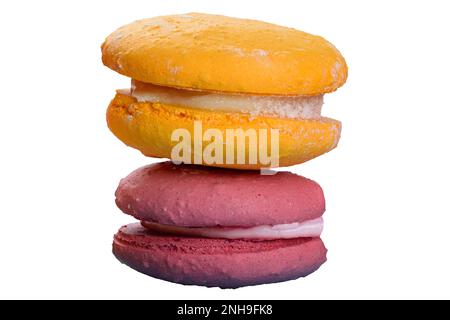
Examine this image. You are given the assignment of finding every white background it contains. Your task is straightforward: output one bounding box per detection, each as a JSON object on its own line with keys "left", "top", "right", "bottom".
{"left": 1, "top": 0, "right": 449, "bottom": 299}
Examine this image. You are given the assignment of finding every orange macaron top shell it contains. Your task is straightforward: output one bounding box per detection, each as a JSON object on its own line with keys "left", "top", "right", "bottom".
{"left": 102, "top": 13, "right": 347, "bottom": 95}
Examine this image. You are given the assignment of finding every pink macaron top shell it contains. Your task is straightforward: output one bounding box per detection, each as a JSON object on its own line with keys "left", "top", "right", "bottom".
{"left": 115, "top": 162, "right": 325, "bottom": 227}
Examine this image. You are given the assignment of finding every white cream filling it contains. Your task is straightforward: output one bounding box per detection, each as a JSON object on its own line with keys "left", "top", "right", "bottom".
{"left": 129, "top": 80, "right": 324, "bottom": 119}
{"left": 141, "top": 217, "right": 323, "bottom": 240}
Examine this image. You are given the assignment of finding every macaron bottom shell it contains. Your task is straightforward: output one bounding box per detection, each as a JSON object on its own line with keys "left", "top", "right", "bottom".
{"left": 107, "top": 92, "right": 341, "bottom": 169}
{"left": 113, "top": 223, "right": 327, "bottom": 288}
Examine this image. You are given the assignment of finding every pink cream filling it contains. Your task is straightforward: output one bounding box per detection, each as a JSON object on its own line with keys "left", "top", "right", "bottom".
{"left": 141, "top": 217, "right": 323, "bottom": 240}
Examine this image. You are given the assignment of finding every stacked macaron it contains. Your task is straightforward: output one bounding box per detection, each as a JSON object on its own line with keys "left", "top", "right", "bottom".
{"left": 102, "top": 13, "right": 347, "bottom": 288}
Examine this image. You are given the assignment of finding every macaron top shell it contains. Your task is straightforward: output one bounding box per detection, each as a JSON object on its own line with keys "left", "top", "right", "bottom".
{"left": 102, "top": 13, "right": 347, "bottom": 95}
{"left": 115, "top": 162, "right": 325, "bottom": 227}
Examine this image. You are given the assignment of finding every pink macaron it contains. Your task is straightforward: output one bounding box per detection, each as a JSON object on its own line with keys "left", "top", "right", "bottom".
{"left": 113, "top": 162, "right": 327, "bottom": 288}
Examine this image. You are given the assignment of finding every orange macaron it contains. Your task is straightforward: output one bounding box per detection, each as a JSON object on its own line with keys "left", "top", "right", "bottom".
{"left": 102, "top": 13, "right": 347, "bottom": 169}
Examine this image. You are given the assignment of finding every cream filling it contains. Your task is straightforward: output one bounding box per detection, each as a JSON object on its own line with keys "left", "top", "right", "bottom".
{"left": 141, "top": 217, "right": 323, "bottom": 240}
{"left": 129, "top": 80, "right": 323, "bottom": 119}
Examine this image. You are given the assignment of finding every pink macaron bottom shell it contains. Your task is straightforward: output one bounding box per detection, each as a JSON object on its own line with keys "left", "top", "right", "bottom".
{"left": 113, "top": 223, "right": 327, "bottom": 288}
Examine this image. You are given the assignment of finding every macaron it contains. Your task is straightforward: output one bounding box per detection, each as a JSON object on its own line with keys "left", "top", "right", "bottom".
{"left": 102, "top": 13, "right": 347, "bottom": 169}
{"left": 113, "top": 162, "right": 327, "bottom": 288}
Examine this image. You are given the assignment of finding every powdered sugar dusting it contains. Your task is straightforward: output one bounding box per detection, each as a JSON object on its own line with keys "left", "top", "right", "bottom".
{"left": 225, "top": 46, "right": 246, "bottom": 56}
{"left": 331, "top": 61, "right": 341, "bottom": 83}
{"left": 169, "top": 66, "right": 183, "bottom": 75}
{"left": 253, "top": 49, "right": 268, "bottom": 57}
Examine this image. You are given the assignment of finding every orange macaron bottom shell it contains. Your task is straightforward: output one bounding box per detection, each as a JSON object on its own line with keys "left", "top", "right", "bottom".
{"left": 106, "top": 92, "right": 341, "bottom": 169}
{"left": 113, "top": 223, "right": 327, "bottom": 288}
